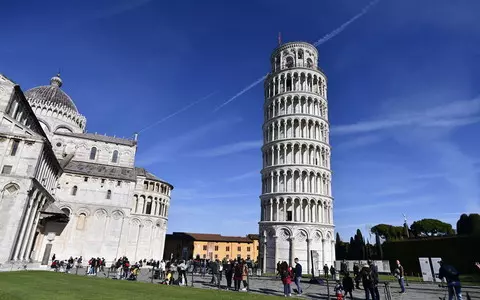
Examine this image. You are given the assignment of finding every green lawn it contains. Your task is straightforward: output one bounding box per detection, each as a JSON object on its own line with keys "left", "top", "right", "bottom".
{"left": 0, "top": 271, "right": 281, "bottom": 300}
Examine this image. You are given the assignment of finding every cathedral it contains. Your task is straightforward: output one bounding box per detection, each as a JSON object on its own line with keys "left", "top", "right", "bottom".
{"left": 0, "top": 73, "right": 172, "bottom": 266}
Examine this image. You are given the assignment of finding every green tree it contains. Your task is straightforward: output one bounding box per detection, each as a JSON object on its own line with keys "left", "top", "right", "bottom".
{"left": 371, "top": 224, "right": 405, "bottom": 241}
{"left": 371, "top": 224, "right": 391, "bottom": 240}
{"left": 336, "top": 233, "right": 348, "bottom": 260}
{"left": 353, "top": 229, "right": 366, "bottom": 259}
{"left": 471, "top": 214, "right": 480, "bottom": 235}
{"left": 410, "top": 218, "right": 454, "bottom": 237}
{"left": 456, "top": 213, "right": 480, "bottom": 235}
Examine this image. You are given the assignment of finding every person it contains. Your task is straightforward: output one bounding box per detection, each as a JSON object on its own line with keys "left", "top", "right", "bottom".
{"left": 166, "top": 270, "right": 173, "bottom": 285}
{"left": 241, "top": 259, "right": 249, "bottom": 291}
{"left": 276, "top": 261, "right": 281, "bottom": 279}
{"left": 280, "top": 261, "right": 292, "bottom": 297}
{"left": 438, "top": 260, "right": 463, "bottom": 300}
{"left": 368, "top": 260, "right": 380, "bottom": 299}
{"left": 233, "top": 261, "right": 243, "bottom": 291}
{"left": 341, "top": 260, "right": 348, "bottom": 276}
{"left": 342, "top": 272, "right": 354, "bottom": 299}
{"left": 210, "top": 260, "right": 219, "bottom": 285}
{"left": 159, "top": 260, "right": 166, "bottom": 279}
{"left": 324, "top": 264, "right": 330, "bottom": 279}
{"left": 395, "top": 260, "right": 405, "bottom": 293}
{"left": 219, "top": 260, "right": 224, "bottom": 283}
{"left": 178, "top": 260, "right": 188, "bottom": 286}
{"left": 224, "top": 259, "right": 233, "bottom": 290}
{"left": 353, "top": 263, "right": 360, "bottom": 289}
{"left": 293, "top": 258, "right": 303, "bottom": 294}
{"left": 330, "top": 265, "right": 336, "bottom": 280}
{"left": 335, "top": 281, "right": 344, "bottom": 300}
{"left": 361, "top": 263, "right": 377, "bottom": 300}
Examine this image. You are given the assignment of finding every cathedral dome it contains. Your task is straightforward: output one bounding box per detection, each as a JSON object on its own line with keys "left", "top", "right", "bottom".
{"left": 24, "top": 74, "right": 78, "bottom": 112}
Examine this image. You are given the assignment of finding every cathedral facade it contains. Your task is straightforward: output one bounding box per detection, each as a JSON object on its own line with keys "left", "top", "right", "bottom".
{"left": 0, "top": 73, "right": 172, "bottom": 266}
{"left": 259, "top": 42, "right": 335, "bottom": 274}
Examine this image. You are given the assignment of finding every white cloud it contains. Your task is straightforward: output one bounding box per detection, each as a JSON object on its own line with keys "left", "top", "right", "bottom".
{"left": 173, "top": 188, "right": 257, "bottom": 201}
{"left": 190, "top": 140, "right": 262, "bottom": 158}
{"left": 335, "top": 197, "right": 432, "bottom": 213}
{"left": 335, "top": 134, "right": 383, "bottom": 150}
{"left": 332, "top": 97, "right": 480, "bottom": 135}
{"left": 226, "top": 170, "right": 259, "bottom": 182}
{"left": 136, "top": 117, "right": 243, "bottom": 166}
{"left": 93, "top": 0, "right": 152, "bottom": 20}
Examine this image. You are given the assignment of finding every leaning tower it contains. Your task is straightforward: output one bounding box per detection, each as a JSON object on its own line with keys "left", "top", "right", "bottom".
{"left": 259, "top": 41, "right": 334, "bottom": 275}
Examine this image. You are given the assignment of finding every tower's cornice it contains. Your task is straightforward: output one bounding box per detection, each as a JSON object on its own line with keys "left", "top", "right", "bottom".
{"left": 270, "top": 41, "right": 319, "bottom": 61}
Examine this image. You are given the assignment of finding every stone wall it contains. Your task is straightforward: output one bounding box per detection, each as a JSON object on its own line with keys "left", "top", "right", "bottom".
{"left": 51, "top": 135, "right": 136, "bottom": 168}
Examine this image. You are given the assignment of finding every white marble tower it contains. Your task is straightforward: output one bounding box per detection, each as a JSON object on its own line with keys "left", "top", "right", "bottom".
{"left": 259, "top": 41, "right": 335, "bottom": 274}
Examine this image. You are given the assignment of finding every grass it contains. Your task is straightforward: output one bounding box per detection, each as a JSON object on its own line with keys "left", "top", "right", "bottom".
{"left": 0, "top": 271, "right": 282, "bottom": 300}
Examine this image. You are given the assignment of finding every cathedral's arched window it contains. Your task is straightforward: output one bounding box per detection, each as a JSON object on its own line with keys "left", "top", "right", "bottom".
{"left": 89, "top": 147, "right": 97, "bottom": 160}
{"left": 106, "top": 190, "right": 112, "bottom": 199}
{"left": 4, "top": 183, "right": 19, "bottom": 195}
{"left": 112, "top": 150, "right": 118, "bottom": 163}
{"left": 298, "top": 50, "right": 303, "bottom": 60}
{"left": 146, "top": 198, "right": 152, "bottom": 214}
{"left": 76, "top": 213, "right": 86, "bottom": 230}
{"left": 71, "top": 186, "right": 78, "bottom": 196}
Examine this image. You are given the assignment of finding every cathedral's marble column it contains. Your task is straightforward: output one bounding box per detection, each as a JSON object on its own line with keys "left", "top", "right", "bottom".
{"left": 22, "top": 196, "right": 46, "bottom": 260}
{"left": 17, "top": 196, "right": 41, "bottom": 260}
{"left": 12, "top": 191, "right": 38, "bottom": 259}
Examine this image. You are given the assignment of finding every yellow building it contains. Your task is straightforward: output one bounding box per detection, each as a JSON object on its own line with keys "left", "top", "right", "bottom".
{"left": 164, "top": 232, "right": 259, "bottom": 262}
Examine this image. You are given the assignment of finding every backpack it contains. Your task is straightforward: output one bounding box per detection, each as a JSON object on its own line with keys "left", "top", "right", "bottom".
{"left": 443, "top": 265, "right": 459, "bottom": 278}
{"left": 362, "top": 268, "right": 372, "bottom": 283}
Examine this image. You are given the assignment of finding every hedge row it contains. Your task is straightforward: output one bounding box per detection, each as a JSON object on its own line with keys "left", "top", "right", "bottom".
{"left": 382, "top": 235, "right": 480, "bottom": 275}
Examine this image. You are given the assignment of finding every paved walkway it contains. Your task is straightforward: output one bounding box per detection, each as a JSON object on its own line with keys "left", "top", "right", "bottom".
{"left": 134, "top": 269, "right": 479, "bottom": 299}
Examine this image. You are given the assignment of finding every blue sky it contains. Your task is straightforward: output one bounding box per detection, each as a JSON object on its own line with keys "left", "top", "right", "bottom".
{"left": 1, "top": 0, "right": 479, "bottom": 241}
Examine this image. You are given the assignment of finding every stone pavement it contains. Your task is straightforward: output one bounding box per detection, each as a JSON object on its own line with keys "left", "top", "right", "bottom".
{"left": 133, "top": 268, "right": 480, "bottom": 299}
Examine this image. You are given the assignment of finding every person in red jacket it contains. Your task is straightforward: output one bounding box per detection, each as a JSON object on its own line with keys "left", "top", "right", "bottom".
{"left": 280, "top": 261, "right": 293, "bottom": 297}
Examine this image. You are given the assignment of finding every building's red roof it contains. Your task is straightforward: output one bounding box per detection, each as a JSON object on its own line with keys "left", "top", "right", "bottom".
{"left": 169, "top": 232, "right": 256, "bottom": 243}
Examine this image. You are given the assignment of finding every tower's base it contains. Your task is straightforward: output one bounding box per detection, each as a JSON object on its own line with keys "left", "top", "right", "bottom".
{"left": 258, "top": 222, "right": 335, "bottom": 275}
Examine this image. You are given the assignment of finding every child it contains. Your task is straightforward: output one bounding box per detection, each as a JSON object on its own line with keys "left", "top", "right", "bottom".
{"left": 161, "top": 271, "right": 171, "bottom": 285}
{"left": 334, "top": 281, "right": 344, "bottom": 300}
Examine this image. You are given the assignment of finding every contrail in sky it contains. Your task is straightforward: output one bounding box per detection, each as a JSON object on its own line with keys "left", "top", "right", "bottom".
{"left": 313, "top": 0, "right": 381, "bottom": 46}
{"left": 213, "top": 75, "right": 268, "bottom": 112}
{"left": 214, "top": 0, "right": 380, "bottom": 112}
{"left": 138, "top": 91, "right": 218, "bottom": 134}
